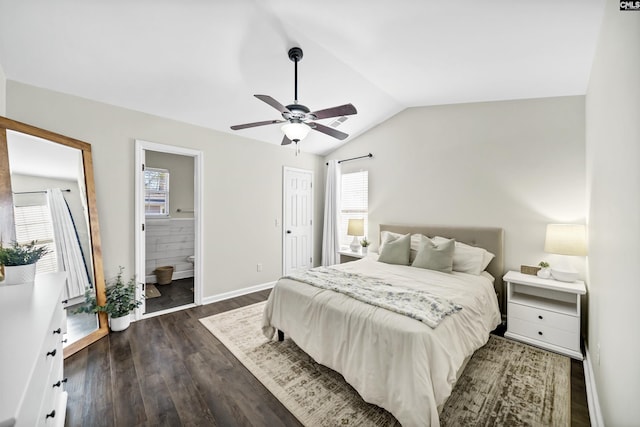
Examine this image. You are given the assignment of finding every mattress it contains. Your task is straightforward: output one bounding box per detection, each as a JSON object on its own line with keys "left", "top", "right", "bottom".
{"left": 262, "top": 254, "right": 502, "bottom": 426}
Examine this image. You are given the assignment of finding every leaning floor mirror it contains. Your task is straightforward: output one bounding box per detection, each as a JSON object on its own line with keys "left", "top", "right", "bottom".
{"left": 0, "top": 116, "right": 108, "bottom": 357}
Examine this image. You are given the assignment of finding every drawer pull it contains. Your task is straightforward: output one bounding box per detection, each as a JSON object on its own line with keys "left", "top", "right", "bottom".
{"left": 538, "top": 331, "right": 543, "bottom": 336}
{"left": 46, "top": 410, "right": 56, "bottom": 419}
{"left": 61, "top": 299, "right": 69, "bottom": 305}
{"left": 538, "top": 315, "right": 543, "bottom": 320}
{"left": 53, "top": 327, "right": 62, "bottom": 334}
{"left": 53, "top": 378, "right": 68, "bottom": 388}
{"left": 46, "top": 349, "right": 57, "bottom": 357}
{"left": 62, "top": 339, "right": 68, "bottom": 344}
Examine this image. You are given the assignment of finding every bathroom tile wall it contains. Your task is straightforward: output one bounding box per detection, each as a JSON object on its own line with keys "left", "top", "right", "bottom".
{"left": 145, "top": 218, "right": 194, "bottom": 282}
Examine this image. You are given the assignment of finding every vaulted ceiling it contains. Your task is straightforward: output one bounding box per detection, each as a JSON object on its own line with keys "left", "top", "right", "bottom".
{"left": 0, "top": 0, "right": 605, "bottom": 155}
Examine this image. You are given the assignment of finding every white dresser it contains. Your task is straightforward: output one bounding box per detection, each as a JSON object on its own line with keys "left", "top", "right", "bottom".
{"left": 504, "top": 270, "right": 586, "bottom": 360}
{"left": 0, "top": 273, "right": 68, "bottom": 427}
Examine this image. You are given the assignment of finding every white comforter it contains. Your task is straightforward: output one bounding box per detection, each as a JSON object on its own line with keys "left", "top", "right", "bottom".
{"left": 262, "top": 255, "right": 501, "bottom": 426}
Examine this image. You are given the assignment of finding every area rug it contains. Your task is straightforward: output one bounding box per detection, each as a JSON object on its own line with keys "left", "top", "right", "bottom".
{"left": 145, "top": 283, "right": 161, "bottom": 299}
{"left": 200, "top": 302, "right": 570, "bottom": 426}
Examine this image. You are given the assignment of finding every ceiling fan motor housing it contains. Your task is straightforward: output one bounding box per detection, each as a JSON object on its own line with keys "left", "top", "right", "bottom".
{"left": 288, "top": 47, "right": 303, "bottom": 62}
{"left": 283, "top": 103, "right": 314, "bottom": 122}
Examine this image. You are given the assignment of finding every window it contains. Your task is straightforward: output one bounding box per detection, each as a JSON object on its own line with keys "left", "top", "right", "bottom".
{"left": 339, "top": 170, "right": 368, "bottom": 247}
{"left": 13, "top": 203, "right": 58, "bottom": 274}
{"left": 144, "top": 167, "right": 170, "bottom": 216}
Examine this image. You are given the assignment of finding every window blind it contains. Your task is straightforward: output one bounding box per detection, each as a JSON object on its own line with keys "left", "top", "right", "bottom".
{"left": 144, "top": 167, "right": 170, "bottom": 216}
{"left": 13, "top": 204, "right": 58, "bottom": 274}
{"left": 339, "top": 171, "right": 368, "bottom": 247}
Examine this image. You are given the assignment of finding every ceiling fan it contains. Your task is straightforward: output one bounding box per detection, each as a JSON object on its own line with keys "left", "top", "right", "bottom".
{"left": 230, "top": 47, "right": 357, "bottom": 146}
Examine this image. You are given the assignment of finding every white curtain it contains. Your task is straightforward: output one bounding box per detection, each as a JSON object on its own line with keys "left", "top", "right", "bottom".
{"left": 322, "top": 160, "right": 341, "bottom": 266}
{"left": 47, "top": 188, "right": 91, "bottom": 300}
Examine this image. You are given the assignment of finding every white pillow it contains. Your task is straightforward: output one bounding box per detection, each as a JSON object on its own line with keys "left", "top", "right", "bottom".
{"left": 380, "top": 232, "right": 429, "bottom": 262}
{"left": 432, "top": 236, "right": 494, "bottom": 275}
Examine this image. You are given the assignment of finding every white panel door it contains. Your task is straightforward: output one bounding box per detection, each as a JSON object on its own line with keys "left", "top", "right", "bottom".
{"left": 283, "top": 167, "right": 313, "bottom": 276}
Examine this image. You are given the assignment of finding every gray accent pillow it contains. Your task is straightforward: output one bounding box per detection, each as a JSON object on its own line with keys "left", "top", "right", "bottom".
{"left": 412, "top": 238, "right": 455, "bottom": 273}
{"left": 377, "top": 233, "right": 411, "bottom": 265}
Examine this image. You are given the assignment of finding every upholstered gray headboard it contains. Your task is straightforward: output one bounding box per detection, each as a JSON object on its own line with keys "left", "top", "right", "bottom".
{"left": 379, "top": 224, "right": 505, "bottom": 314}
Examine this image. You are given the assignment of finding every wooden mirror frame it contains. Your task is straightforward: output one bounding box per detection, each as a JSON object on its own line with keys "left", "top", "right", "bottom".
{"left": 0, "top": 116, "right": 108, "bottom": 357}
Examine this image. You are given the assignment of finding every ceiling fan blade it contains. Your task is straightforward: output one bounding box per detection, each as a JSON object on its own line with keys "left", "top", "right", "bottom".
{"left": 255, "top": 95, "right": 291, "bottom": 114}
{"left": 309, "top": 122, "right": 349, "bottom": 141}
{"left": 281, "top": 135, "right": 293, "bottom": 146}
{"left": 311, "top": 103, "right": 357, "bottom": 120}
{"left": 230, "top": 119, "right": 284, "bottom": 130}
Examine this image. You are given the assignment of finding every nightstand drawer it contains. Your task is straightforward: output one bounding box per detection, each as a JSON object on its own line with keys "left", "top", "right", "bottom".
{"left": 508, "top": 302, "right": 579, "bottom": 333}
{"left": 508, "top": 317, "right": 580, "bottom": 351}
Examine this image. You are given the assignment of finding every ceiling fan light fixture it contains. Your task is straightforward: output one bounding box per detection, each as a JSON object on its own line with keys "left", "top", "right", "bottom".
{"left": 281, "top": 122, "right": 311, "bottom": 142}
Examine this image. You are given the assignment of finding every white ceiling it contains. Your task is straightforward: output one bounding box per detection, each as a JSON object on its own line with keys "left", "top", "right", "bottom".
{"left": 0, "top": 0, "right": 605, "bottom": 155}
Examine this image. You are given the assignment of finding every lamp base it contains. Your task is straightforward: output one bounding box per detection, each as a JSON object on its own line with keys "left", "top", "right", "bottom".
{"left": 551, "top": 268, "right": 579, "bottom": 282}
{"left": 349, "top": 236, "right": 361, "bottom": 252}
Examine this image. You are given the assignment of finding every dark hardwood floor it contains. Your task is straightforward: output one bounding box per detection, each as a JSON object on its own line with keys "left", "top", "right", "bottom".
{"left": 64, "top": 290, "right": 590, "bottom": 426}
{"left": 145, "top": 277, "right": 195, "bottom": 314}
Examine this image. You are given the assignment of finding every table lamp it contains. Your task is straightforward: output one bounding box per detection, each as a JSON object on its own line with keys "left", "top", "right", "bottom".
{"left": 544, "top": 224, "right": 587, "bottom": 282}
{"left": 347, "top": 218, "right": 365, "bottom": 252}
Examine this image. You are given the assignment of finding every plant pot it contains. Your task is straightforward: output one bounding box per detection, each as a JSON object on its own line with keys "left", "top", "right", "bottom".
{"left": 537, "top": 267, "right": 551, "bottom": 279}
{"left": 361, "top": 247, "right": 368, "bottom": 255}
{"left": 109, "top": 313, "right": 131, "bottom": 332}
{"left": 0, "top": 263, "right": 37, "bottom": 285}
{"left": 155, "top": 266, "right": 174, "bottom": 285}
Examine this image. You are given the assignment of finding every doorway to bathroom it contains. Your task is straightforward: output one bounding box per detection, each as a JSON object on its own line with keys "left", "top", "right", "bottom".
{"left": 134, "top": 140, "right": 203, "bottom": 319}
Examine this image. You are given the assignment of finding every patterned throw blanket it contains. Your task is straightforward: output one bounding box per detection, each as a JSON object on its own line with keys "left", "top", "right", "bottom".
{"left": 285, "top": 267, "right": 462, "bottom": 328}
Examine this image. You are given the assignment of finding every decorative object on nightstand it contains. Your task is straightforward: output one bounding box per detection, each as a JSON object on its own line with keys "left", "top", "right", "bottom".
{"left": 347, "top": 218, "right": 364, "bottom": 252}
{"left": 536, "top": 261, "right": 551, "bottom": 279}
{"left": 544, "top": 224, "right": 587, "bottom": 282}
{"left": 360, "top": 237, "right": 370, "bottom": 255}
{"left": 519, "top": 265, "right": 540, "bottom": 275}
{"left": 504, "top": 270, "right": 586, "bottom": 360}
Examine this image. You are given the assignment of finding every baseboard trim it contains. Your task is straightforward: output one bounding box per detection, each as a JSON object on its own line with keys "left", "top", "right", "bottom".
{"left": 583, "top": 345, "right": 604, "bottom": 427}
{"left": 201, "top": 281, "right": 276, "bottom": 306}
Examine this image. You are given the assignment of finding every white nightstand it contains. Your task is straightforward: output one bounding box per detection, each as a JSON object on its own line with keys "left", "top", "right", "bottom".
{"left": 338, "top": 248, "right": 366, "bottom": 264}
{"left": 503, "top": 271, "right": 586, "bottom": 360}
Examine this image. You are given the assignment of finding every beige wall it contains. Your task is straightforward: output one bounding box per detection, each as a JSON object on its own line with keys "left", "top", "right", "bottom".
{"left": 146, "top": 150, "right": 195, "bottom": 219}
{"left": 586, "top": 0, "right": 640, "bottom": 424}
{"left": 6, "top": 81, "right": 325, "bottom": 297}
{"left": 326, "top": 96, "right": 586, "bottom": 279}
{"left": 0, "top": 64, "right": 5, "bottom": 116}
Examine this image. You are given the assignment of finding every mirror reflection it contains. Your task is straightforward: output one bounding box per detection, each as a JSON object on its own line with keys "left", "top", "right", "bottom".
{"left": 7, "top": 130, "right": 98, "bottom": 347}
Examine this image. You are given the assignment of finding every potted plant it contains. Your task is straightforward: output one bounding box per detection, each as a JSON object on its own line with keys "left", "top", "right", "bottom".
{"left": 360, "top": 237, "right": 370, "bottom": 255}
{"left": 0, "top": 241, "right": 50, "bottom": 285}
{"left": 537, "top": 261, "right": 551, "bottom": 279}
{"left": 76, "top": 266, "right": 142, "bottom": 331}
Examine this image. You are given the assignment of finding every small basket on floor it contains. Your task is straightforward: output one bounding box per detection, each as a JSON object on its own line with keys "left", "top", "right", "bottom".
{"left": 155, "top": 266, "right": 174, "bottom": 285}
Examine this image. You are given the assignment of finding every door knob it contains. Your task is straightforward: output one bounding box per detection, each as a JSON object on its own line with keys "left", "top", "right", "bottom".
{"left": 286, "top": 230, "right": 292, "bottom": 234}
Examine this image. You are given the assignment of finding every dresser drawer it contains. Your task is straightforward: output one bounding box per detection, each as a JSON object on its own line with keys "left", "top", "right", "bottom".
{"left": 508, "top": 317, "right": 580, "bottom": 352}
{"left": 39, "top": 361, "right": 65, "bottom": 426}
{"left": 17, "top": 312, "right": 64, "bottom": 426}
{"left": 0, "top": 273, "right": 68, "bottom": 427}
{"left": 508, "top": 302, "right": 579, "bottom": 333}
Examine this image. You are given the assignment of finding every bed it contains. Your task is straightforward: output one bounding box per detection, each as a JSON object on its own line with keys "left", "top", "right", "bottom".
{"left": 262, "top": 224, "right": 504, "bottom": 426}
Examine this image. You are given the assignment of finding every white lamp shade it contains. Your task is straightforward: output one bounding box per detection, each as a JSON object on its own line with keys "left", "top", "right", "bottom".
{"left": 281, "top": 122, "right": 311, "bottom": 141}
{"left": 347, "top": 218, "right": 364, "bottom": 236}
{"left": 544, "top": 224, "right": 587, "bottom": 256}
